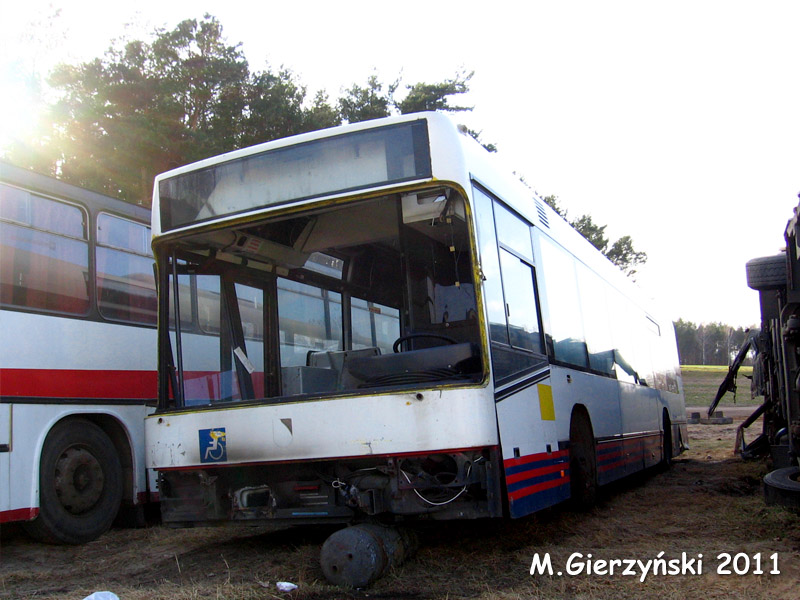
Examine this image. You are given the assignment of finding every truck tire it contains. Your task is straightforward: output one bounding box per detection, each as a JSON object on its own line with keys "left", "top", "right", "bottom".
{"left": 763, "top": 466, "right": 800, "bottom": 510}
{"left": 23, "top": 419, "right": 123, "bottom": 544}
{"left": 746, "top": 254, "right": 786, "bottom": 291}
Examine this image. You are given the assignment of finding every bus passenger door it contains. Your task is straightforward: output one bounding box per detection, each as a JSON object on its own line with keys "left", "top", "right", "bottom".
{"left": 472, "top": 186, "right": 570, "bottom": 518}
{"left": 0, "top": 403, "right": 10, "bottom": 511}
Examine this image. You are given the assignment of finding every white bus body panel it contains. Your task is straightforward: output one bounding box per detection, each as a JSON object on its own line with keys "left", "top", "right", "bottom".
{"left": 2, "top": 404, "right": 153, "bottom": 516}
{"left": 0, "top": 310, "right": 156, "bottom": 518}
{"left": 146, "top": 387, "right": 497, "bottom": 469}
{"left": 1, "top": 311, "right": 155, "bottom": 371}
{"left": 547, "top": 365, "right": 623, "bottom": 441}
{"left": 0, "top": 404, "right": 9, "bottom": 512}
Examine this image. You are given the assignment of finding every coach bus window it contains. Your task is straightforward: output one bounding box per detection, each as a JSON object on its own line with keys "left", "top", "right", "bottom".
{"left": 352, "top": 298, "right": 399, "bottom": 355}
{"left": 167, "top": 273, "right": 193, "bottom": 329}
{"left": 197, "top": 275, "right": 221, "bottom": 333}
{"left": 278, "top": 278, "right": 343, "bottom": 367}
{"left": 176, "top": 275, "right": 264, "bottom": 404}
{"left": 96, "top": 214, "right": 156, "bottom": 325}
{"left": 538, "top": 236, "right": 589, "bottom": 368}
{"left": 0, "top": 186, "right": 89, "bottom": 315}
{"left": 197, "top": 276, "right": 265, "bottom": 342}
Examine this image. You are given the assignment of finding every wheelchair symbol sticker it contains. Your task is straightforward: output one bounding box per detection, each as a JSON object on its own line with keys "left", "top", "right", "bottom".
{"left": 199, "top": 428, "right": 227, "bottom": 463}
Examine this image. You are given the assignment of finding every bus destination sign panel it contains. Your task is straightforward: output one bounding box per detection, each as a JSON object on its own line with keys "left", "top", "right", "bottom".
{"left": 158, "top": 120, "right": 432, "bottom": 231}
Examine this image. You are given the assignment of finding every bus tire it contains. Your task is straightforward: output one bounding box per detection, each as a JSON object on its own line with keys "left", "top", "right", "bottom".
{"left": 746, "top": 254, "right": 786, "bottom": 291}
{"left": 569, "top": 410, "right": 598, "bottom": 510}
{"left": 23, "top": 418, "right": 123, "bottom": 544}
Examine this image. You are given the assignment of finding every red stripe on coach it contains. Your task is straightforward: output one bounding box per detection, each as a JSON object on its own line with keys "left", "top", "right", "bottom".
{"left": 0, "top": 368, "right": 156, "bottom": 399}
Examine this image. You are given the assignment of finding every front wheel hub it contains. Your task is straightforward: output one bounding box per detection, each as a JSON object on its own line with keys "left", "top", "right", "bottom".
{"left": 54, "top": 447, "right": 105, "bottom": 514}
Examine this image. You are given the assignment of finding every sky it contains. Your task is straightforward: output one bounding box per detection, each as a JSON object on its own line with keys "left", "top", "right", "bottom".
{"left": 2, "top": 1, "right": 799, "bottom": 328}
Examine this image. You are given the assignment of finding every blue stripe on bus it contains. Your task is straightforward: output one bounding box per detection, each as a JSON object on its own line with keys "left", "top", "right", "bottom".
{"left": 503, "top": 450, "right": 571, "bottom": 518}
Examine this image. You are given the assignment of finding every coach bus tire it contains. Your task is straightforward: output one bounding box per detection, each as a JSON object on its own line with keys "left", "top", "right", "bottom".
{"left": 746, "top": 254, "right": 787, "bottom": 291}
{"left": 763, "top": 467, "right": 800, "bottom": 510}
{"left": 569, "top": 411, "right": 598, "bottom": 510}
{"left": 23, "top": 419, "right": 123, "bottom": 545}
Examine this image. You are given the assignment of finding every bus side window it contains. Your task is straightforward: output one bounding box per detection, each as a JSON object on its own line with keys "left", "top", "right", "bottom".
{"left": 537, "top": 235, "right": 589, "bottom": 368}
{"left": 96, "top": 213, "right": 156, "bottom": 325}
{"left": 473, "top": 188, "right": 509, "bottom": 345}
{"left": 0, "top": 185, "right": 90, "bottom": 315}
{"left": 576, "top": 263, "right": 616, "bottom": 376}
{"left": 498, "top": 249, "right": 543, "bottom": 353}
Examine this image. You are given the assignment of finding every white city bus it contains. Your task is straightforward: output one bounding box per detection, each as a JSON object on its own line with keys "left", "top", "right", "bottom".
{"left": 0, "top": 162, "right": 158, "bottom": 543}
{"left": 145, "top": 112, "right": 686, "bottom": 550}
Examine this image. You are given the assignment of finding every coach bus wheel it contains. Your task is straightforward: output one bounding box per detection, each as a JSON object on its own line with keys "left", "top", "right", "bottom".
{"left": 569, "top": 411, "right": 597, "bottom": 510}
{"left": 23, "top": 419, "right": 123, "bottom": 545}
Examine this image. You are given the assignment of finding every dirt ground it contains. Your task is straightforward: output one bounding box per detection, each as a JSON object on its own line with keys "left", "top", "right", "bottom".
{"left": 2, "top": 415, "right": 799, "bottom": 600}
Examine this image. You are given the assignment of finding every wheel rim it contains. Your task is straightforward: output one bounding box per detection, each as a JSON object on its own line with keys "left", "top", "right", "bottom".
{"left": 54, "top": 446, "right": 105, "bottom": 514}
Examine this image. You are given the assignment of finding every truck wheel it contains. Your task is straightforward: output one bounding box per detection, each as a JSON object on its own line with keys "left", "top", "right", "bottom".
{"left": 23, "top": 419, "right": 123, "bottom": 544}
{"left": 746, "top": 254, "right": 786, "bottom": 291}
{"left": 763, "top": 467, "right": 800, "bottom": 510}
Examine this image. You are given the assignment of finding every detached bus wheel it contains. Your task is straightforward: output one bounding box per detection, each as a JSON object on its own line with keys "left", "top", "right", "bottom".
{"left": 23, "top": 419, "right": 123, "bottom": 544}
{"left": 569, "top": 411, "right": 597, "bottom": 510}
{"left": 320, "top": 524, "right": 417, "bottom": 588}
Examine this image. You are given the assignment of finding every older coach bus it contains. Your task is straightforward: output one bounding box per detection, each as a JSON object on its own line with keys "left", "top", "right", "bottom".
{"left": 145, "top": 112, "right": 687, "bottom": 582}
{"left": 0, "top": 162, "right": 157, "bottom": 543}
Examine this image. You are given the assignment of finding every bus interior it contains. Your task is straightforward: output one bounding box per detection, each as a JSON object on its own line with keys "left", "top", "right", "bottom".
{"left": 160, "top": 187, "right": 484, "bottom": 408}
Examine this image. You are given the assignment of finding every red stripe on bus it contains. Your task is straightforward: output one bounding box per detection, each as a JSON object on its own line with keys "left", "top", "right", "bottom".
{"left": 598, "top": 449, "right": 624, "bottom": 462}
{"left": 503, "top": 449, "right": 568, "bottom": 468}
{"left": 505, "top": 461, "right": 567, "bottom": 485}
{"left": 0, "top": 368, "right": 156, "bottom": 399}
{"left": 599, "top": 459, "right": 626, "bottom": 473}
{"left": 0, "top": 507, "right": 39, "bottom": 523}
{"left": 508, "top": 475, "right": 570, "bottom": 501}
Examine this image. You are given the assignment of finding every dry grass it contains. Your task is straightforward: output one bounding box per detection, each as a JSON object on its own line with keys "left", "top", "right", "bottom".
{"left": 2, "top": 419, "right": 799, "bottom": 598}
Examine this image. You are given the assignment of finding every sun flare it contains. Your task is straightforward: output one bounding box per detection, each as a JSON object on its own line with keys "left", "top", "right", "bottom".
{"left": 0, "top": 68, "right": 46, "bottom": 153}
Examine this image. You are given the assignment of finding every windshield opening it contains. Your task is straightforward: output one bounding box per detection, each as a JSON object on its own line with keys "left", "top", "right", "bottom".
{"left": 159, "top": 190, "right": 483, "bottom": 408}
